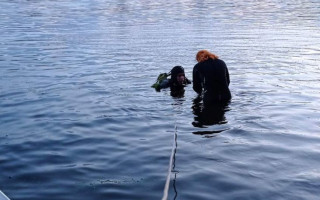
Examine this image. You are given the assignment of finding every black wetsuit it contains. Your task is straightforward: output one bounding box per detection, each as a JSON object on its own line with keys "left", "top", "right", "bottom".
{"left": 193, "top": 58, "right": 231, "bottom": 104}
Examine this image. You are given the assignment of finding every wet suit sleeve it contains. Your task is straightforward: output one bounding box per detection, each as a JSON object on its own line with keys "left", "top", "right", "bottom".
{"left": 185, "top": 77, "right": 191, "bottom": 84}
{"left": 226, "top": 66, "right": 230, "bottom": 86}
{"left": 193, "top": 65, "right": 202, "bottom": 94}
{"left": 159, "top": 79, "right": 170, "bottom": 89}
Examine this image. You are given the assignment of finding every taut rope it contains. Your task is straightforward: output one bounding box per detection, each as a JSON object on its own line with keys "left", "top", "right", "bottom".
{"left": 161, "top": 125, "right": 178, "bottom": 200}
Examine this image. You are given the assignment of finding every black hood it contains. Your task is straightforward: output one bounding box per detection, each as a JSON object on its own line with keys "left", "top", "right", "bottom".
{"left": 170, "top": 66, "right": 185, "bottom": 82}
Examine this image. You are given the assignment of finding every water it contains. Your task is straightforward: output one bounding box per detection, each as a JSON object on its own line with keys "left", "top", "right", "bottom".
{"left": 0, "top": 0, "right": 320, "bottom": 199}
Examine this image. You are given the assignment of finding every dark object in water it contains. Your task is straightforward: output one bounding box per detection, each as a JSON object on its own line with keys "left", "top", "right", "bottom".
{"left": 151, "top": 73, "right": 170, "bottom": 91}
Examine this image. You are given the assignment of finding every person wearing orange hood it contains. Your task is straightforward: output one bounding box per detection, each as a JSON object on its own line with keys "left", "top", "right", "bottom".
{"left": 193, "top": 50, "right": 231, "bottom": 105}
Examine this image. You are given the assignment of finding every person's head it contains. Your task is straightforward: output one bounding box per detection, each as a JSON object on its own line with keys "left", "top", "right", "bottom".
{"left": 196, "top": 50, "right": 219, "bottom": 63}
{"left": 170, "top": 66, "right": 185, "bottom": 85}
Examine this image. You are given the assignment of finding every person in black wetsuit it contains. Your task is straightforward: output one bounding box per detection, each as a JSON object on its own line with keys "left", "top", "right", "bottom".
{"left": 157, "top": 66, "right": 191, "bottom": 97}
{"left": 193, "top": 50, "right": 231, "bottom": 106}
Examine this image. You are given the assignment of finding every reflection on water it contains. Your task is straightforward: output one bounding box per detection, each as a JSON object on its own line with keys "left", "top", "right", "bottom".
{"left": 170, "top": 88, "right": 186, "bottom": 98}
{"left": 192, "top": 95, "right": 230, "bottom": 135}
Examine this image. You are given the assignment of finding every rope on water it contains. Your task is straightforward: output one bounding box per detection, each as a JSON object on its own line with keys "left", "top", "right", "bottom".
{"left": 0, "top": 190, "right": 10, "bottom": 200}
{"left": 161, "top": 125, "right": 178, "bottom": 200}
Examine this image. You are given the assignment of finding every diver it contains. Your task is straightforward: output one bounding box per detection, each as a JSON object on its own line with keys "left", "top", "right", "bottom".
{"left": 193, "top": 50, "right": 231, "bottom": 106}
{"left": 152, "top": 66, "right": 191, "bottom": 96}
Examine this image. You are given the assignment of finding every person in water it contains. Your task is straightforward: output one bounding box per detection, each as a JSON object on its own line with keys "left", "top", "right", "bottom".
{"left": 156, "top": 65, "right": 191, "bottom": 91}
{"left": 193, "top": 50, "right": 231, "bottom": 105}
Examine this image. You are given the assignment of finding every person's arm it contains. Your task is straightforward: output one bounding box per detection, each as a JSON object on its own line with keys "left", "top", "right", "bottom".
{"left": 226, "top": 65, "right": 230, "bottom": 86}
{"left": 219, "top": 59, "right": 230, "bottom": 87}
{"left": 193, "top": 65, "right": 202, "bottom": 94}
{"left": 185, "top": 77, "right": 191, "bottom": 84}
{"left": 159, "top": 79, "right": 170, "bottom": 89}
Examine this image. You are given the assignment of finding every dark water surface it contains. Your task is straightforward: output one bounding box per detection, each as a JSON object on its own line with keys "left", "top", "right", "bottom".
{"left": 1, "top": 1, "right": 320, "bottom": 200}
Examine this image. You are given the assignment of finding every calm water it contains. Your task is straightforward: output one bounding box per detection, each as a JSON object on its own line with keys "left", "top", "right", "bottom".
{"left": 1, "top": 1, "right": 320, "bottom": 200}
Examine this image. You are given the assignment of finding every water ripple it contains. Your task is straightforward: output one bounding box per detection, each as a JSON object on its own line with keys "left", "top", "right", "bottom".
{"left": 1, "top": 0, "right": 320, "bottom": 200}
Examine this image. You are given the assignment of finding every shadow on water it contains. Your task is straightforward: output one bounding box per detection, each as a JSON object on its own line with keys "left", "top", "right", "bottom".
{"left": 192, "top": 95, "right": 230, "bottom": 135}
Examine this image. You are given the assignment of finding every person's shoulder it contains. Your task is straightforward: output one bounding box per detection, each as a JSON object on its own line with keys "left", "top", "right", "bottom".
{"left": 193, "top": 62, "right": 201, "bottom": 68}
{"left": 218, "top": 58, "right": 225, "bottom": 62}
{"left": 159, "top": 79, "right": 171, "bottom": 89}
{"left": 193, "top": 62, "right": 201, "bottom": 71}
{"left": 214, "top": 58, "right": 227, "bottom": 66}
